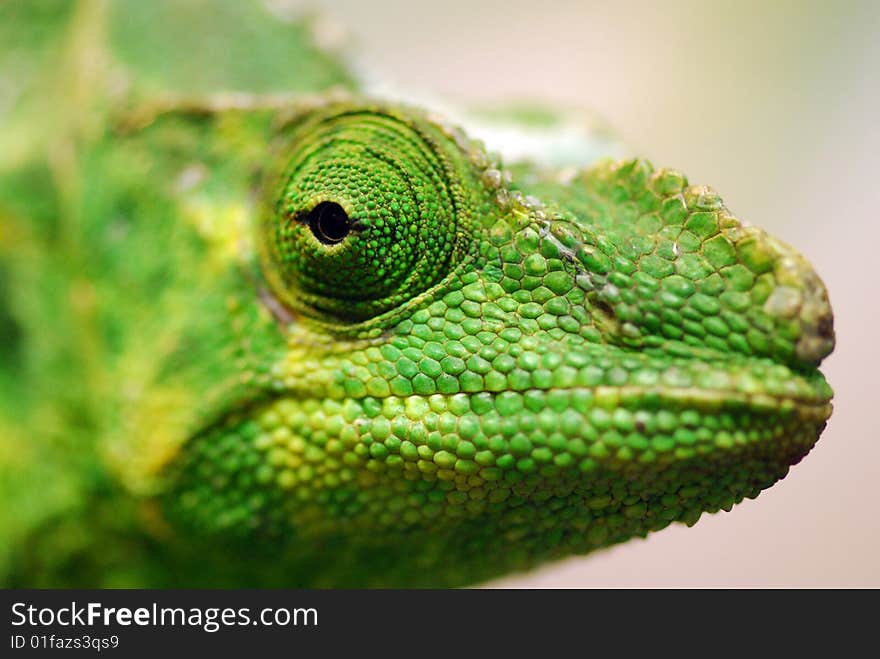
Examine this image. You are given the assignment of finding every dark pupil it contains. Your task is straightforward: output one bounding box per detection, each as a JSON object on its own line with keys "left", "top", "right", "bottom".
{"left": 307, "top": 202, "right": 351, "bottom": 244}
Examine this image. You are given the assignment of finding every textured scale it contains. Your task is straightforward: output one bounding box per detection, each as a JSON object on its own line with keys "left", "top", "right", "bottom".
{"left": 0, "top": 1, "right": 833, "bottom": 587}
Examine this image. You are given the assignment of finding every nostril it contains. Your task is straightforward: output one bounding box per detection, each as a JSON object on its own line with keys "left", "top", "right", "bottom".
{"left": 793, "top": 283, "right": 835, "bottom": 366}
{"left": 595, "top": 300, "right": 614, "bottom": 317}
{"left": 758, "top": 245, "right": 835, "bottom": 367}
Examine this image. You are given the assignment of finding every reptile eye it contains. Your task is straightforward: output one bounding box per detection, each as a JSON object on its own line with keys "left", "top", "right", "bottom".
{"left": 307, "top": 201, "right": 351, "bottom": 245}
{"left": 264, "top": 108, "right": 469, "bottom": 322}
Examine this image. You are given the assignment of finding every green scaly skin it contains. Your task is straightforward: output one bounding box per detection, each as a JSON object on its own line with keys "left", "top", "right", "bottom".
{"left": 0, "top": 1, "right": 834, "bottom": 587}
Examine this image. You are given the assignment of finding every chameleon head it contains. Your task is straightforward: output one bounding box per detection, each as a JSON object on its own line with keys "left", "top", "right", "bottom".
{"left": 164, "top": 102, "right": 834, "bottom": 586}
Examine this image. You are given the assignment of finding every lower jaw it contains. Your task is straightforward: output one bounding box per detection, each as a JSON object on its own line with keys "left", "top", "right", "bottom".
{"left": 167, "top": 369, "right": 831, "bottom": 545}
{"left": 163, "top": 401, "right": 825, "bottom": 587}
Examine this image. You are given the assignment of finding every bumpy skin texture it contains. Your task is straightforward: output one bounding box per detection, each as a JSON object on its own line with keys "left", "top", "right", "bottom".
{"left": 0, "top": 2, "right": 834, "bottom": 587}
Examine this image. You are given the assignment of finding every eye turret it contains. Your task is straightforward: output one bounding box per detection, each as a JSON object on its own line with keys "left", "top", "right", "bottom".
{"left": 262, "top": 109, "right": 468, "bottom": 323}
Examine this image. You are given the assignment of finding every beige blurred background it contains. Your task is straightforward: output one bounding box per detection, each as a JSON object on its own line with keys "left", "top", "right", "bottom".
{"left": 294, "top": 0, "right": 879, "bottom": 587}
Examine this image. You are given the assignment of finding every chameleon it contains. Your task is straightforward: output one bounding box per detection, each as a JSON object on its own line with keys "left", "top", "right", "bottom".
{"left": 0, "top": 1, "right": 834, "bottom": 587}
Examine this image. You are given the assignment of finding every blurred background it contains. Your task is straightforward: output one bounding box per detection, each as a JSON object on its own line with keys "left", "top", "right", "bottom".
{"left": 292, "top": 0, "right": 879, "bottom": 587}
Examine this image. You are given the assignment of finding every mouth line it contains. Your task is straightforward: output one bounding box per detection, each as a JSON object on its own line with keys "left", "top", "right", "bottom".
{"left": 517, "top": 383, "right": 833, "bottom": 415}
{"left": 192, "top": 345, "right": 833, "bottom": 450}
{"left": 201, "top": 378, "right": 831, "bottom": 441}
